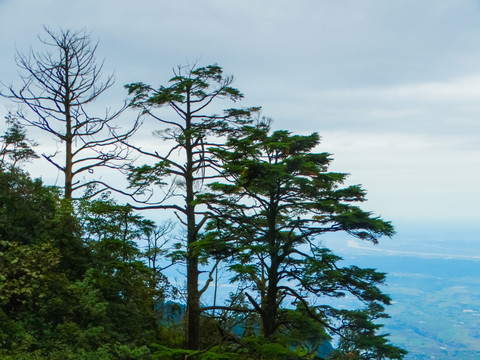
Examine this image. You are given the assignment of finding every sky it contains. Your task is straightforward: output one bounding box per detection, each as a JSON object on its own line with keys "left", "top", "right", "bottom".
{"left": 1, "top": 0, "right": 480, "bottom": 257}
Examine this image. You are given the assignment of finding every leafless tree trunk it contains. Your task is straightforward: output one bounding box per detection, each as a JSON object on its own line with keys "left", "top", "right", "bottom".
{"left": 1, "top": 27, "right": 138, "bottom": 198}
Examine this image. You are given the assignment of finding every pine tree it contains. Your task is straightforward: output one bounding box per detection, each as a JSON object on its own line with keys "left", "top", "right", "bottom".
{"left": 125, "top": 64, "right": 259, "bottom": 349}
{"left": 205, "top": 120, "right": 406, "bottom": 359}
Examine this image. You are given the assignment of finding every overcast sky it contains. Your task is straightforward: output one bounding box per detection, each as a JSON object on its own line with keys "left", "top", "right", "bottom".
{"left": 1, "top": 0, "right": 479, "bottom": 255}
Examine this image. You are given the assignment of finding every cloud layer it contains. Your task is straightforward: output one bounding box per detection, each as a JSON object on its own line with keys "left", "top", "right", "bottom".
{"left": 1, "top": 0, "right": 479, "bottom": 228}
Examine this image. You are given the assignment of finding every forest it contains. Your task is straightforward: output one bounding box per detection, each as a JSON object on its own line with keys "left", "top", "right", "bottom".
{"left": 0, "top": 28, "right": 407, "bottom": 359}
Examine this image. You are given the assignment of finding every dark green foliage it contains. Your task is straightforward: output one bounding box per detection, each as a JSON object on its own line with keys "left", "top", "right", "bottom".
{"left": 0, "top": 113, "right": 38, "bottom": 170}
{"left": 0, "top": 169, "right": 161, "bottom": 359}
{"left": 79, "top": 197, "right": 161, "bottom": 345}
{"left": 125, "top": 64, "right": 259, "bottom": 350}
{"left": 0, "top": 169, "right": 58, "bottom": 245}
{"left": 0, "top": 58, "right": 405, "bottom": 359}
{"left": 327, "top": 304, "right": 407, "bottom": 359}
{"left": 205, "top": 120, "right": 404, "bottom": 359}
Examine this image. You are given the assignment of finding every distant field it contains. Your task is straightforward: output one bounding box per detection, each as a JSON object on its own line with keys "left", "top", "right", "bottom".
{"left": 204, "top": 244, "right": 480, "bottom": 359}
{"left": 343, "top": 255, "right": 480, "bottom": 359}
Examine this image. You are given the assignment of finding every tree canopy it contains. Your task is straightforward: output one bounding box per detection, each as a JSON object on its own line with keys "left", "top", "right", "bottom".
{"left": 201, "top": 120, "right": 404, "bottom": 359}
{"left": 124, "top": 64, "right": 259, "bottom": 350}
{"left": 0, "top": 29, "right": 406, "bottom": 359}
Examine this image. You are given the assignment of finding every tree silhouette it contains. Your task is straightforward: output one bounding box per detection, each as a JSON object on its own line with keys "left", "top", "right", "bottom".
{"left": 2, "top": 28, "right": 137, "bottom": 198}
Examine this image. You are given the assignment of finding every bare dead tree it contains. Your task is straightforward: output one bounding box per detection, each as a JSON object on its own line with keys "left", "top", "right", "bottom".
{"left": 1, "top": 27, "right": 138, "bottom": 199}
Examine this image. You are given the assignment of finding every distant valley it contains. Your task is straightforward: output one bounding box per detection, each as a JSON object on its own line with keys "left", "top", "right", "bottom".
{"left": 344, "top": 255, "right": 480, "bottom": 359}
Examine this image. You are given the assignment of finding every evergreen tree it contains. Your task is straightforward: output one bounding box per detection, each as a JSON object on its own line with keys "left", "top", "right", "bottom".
{"left": 0, "top": 113, "right": 38, "bottom": 170}
{"left": 79, "top": 196, "right": 161, "bottom": 347}
{"left": 0, "top": 168, "right": 161, "bottom": 359}
{"left": 125, "top": 64, "right": 259, "bottom": 349}
{"left": 205, "top": 120, "right": 406, "bottom": 359}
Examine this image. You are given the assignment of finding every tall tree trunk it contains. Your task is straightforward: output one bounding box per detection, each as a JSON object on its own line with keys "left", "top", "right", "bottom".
{"left": 185, "top": 102, "right": 200, "bottom": 350}
{"left": 263, "top": 259, "right": 279, "bottom": 338}
{"left": 186, "top": 184, "right": 199, "bottom": 349}
{"left": 64, "top": 52, "right": 73, "bottom": 200}
{"left": 186, "top": 241, "right": 200, "bottom": 349}
{"left": 65, "top": 137, "right": 73, "bottom": 199}
{"left": 263, "top": 199, "right": 279, "bottom": 338}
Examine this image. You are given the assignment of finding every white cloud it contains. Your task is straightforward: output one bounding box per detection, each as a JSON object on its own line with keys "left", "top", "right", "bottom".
{"left": 346, "top": 239, "right": 480, "bottom": 260}
{"left": 1, "top": 0, "right": 480, "bottom": 228}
